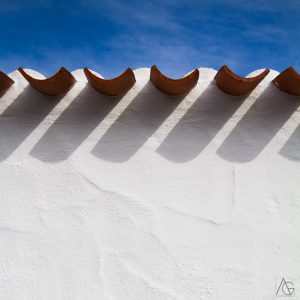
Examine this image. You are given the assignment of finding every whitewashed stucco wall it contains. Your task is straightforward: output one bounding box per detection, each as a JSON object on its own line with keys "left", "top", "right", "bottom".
{"left": 0, "top": 68, "right": 299, "bottom": 299}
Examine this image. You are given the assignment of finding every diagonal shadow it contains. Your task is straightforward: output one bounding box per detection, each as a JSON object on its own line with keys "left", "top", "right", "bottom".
{"left": 156, "top": 82, "right": 247, "bottom": 162}
{"left": 91, "top": 82, "right": 185, "bottom": 162}
{"left": 0, "top": 88, "right": 11, "bottom": 98}
{"left": 217, "top": 84, "right": 300, "bottom": 163}
{"left": 279, "top": 124, "right": 300, "bottom": 161}
{"left": 0, "top": 86, "right": 62, "bottom": 161}
{"left": 30, "top": 85, "right": 124, "bottom": 162}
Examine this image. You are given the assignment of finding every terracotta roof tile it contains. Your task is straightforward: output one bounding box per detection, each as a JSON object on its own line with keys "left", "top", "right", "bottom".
{"left": 214, "top": 65, "right": 270, "bottom": 96}
{"left": 273, "top": 67, "right": 300, "bottom": 96}
{"left": 18, "top": 67, "right": 76, "bottom": 96}
{"left": 84, "top": 67, "right": 136, "bottom": 96}
{"left": 0, "top": 71, "right": 14, "bottom": 95}
{"left": 150, "top": 65, "right": 199, "bottom": 96}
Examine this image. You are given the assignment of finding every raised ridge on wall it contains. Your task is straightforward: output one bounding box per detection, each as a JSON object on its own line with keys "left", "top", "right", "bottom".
{"left": 0, "top": 66, "right": 300, "bottom": 97}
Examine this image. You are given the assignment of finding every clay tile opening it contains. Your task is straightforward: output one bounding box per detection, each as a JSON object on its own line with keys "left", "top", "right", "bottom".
{"left": 18, "top": 67, "right": 76, "bottom": 96}
{"left": 0, "top": 71, "right": 14, "bottom": 95}
{"left": 84, "top": 67, "right": 136, "bottom": 96}
{"left": 273, "top": 67, "right": 300, "bottom": 96}
{"left": 214, "top": 65, "right": 270, "bottom": 96}
{"left": 150, "top": 65, "right": 199, "bottom": 96}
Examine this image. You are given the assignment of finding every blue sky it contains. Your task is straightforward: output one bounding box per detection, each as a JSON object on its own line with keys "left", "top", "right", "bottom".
{"left": 0, "top": 0, "right": 299, "bottom": 77}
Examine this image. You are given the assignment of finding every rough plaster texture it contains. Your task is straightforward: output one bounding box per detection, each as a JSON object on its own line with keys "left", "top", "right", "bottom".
{"left": 0, "top": 68, "right": 299, "bottom": 299}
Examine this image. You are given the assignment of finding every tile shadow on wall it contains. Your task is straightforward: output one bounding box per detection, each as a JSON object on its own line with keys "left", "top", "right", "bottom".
{"left": 91, "top": 82, "right": 185, "bottom": 162}
{"left": 217, "top": 84, "right": 300, "bottom": 163}
{"left": 156, "top": 82, "right": 247, "bottom": 162}
{"left": 279, "top": 124, "right": 300, "bottom": 161}
{"left": 30, "top": 85, "right": 124, "bottom": 162}
{"left": 0, "top": 86, "right": 62, "bottom": 161}
{"left": 0, "top": 89, "right": 11, "bottom": 98}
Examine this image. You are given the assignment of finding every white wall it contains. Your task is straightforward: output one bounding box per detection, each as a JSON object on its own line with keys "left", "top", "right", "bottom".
{"left": 0, "top": 68, "right": 299, "bottom": 299}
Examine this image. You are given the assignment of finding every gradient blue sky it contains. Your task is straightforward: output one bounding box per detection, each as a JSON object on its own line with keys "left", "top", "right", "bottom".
{"left": 0, "top": 0, "right": 299, "bottom": 77}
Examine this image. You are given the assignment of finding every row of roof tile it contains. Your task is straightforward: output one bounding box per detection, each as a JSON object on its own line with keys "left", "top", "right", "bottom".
{"left": 0, "top": 66, "right": 299, "bottom": 97}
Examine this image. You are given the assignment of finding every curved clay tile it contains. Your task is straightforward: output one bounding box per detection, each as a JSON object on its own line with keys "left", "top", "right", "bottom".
{"left": 150, "top": 65, "right": 199, "bottom": 96}
{"left": 18, "top": 67, "right": 76, "bottom": 96}
{"left": 214, "top": 65, "right": 270, "bottom": 96}
{"left": 273, "top": 67, "right": 300, "bottom": 96}
{"left": 0, "top": 71, "right": 14, "bottom": 95}
{"left": 84, "top": 67, "right": 136, "bottom": 96}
